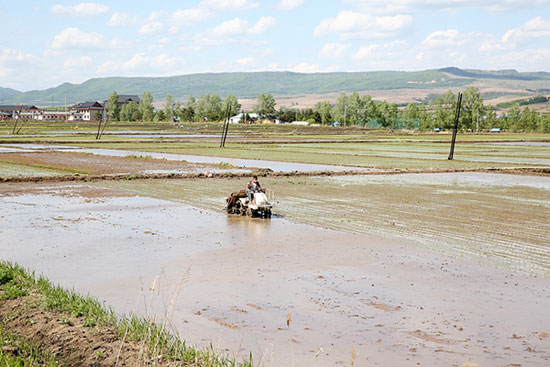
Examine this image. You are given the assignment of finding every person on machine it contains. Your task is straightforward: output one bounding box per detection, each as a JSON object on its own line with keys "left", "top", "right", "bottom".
{"left": 247, "top": 175, "right": 263, "bottom": 201}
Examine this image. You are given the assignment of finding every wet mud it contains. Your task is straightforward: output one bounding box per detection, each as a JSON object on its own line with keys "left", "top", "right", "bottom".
{"left": 1, "top": 182, "right": 549, "bottom": 366}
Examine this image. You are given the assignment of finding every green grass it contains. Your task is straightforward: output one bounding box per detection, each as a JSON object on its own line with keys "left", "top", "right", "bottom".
{"left": 0, "top": 325, "right": 59, "bottom": 367}
{"left": 0, "top": 262, "right": 254, "bottom": 367}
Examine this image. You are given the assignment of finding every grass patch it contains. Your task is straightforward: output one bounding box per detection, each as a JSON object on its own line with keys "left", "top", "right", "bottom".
{"left": 0, "top": 325, "right": 59, "bottom": 367}
{"left": 0, "top": 262, "right": 254, "bottom": 367}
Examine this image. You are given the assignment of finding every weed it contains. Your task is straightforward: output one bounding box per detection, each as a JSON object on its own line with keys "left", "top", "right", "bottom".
{"left": 0, "top": 324, "right": 59, "bottom": 366}
{"left": 0, "top": 261, "right": 255, "bottom": 367}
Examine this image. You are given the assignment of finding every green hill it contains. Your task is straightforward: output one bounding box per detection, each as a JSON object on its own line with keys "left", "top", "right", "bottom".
{"left": 2, "top": 67, "right": 550, "bottom": 106}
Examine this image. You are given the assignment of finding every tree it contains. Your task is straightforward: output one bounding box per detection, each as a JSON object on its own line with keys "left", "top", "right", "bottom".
{"left": 107, "top": 91, "right": 120, "bottom": 121}
{"left": 181, "top": 95, "right": 196, "bottom": 122}
{"left": 222, "top": 95, "right": 241, "bottom": 118}
{"left": 314, "top": 101, "right": 332, "bottom": 124}
{"left": 403, "top": 103, "right": 420, "bottom": 129}
{"left": 387, "top": 103, "right": 399, "bottom": 128}
{"left": 430, "top": 90, "right": 456, "bottom": 129}
{"left": 461, "top": 87, "right": 484, "bottom": 132}
{"left": 361, "top": 94, "right": 378, "bottom": 125}
{"left": 153, "top": 110, "right": 165, "bottom": 122}
{"left": 173, "top": 101, "right": 182, "bottom": 121}
{"left": 120, "top": 102, "right": 140, "bottom": 121}
{"left": 255, "top": 94, "right": 276, "bottom": 116}
{"left": 519, "top": 106, "right": 538, "bottom": 132}
{"left": 277, "top": 108, "right": 295, "bottom": 123}
{"left": 346, "top": 92, "right": 362, "bottom": 125}
{"left": 332, "top": 92, "right": 348, "bottom": 125}
{"left": 140, "top": 91, "right": 154, "bottom": 122}
{"left": 538, "top": 113, "right": 550, "bottom": 133}
{"left": 506, "top": 104, "right": 521, "bottom": 131}
{"left": 164, "top": 94, "right": 174, "bottom": 122}
{"left": 376, "top": 101, "right": 391, "bottom": 128}
{"left": 195, "top": 93, "right": 222, "bottom": 121}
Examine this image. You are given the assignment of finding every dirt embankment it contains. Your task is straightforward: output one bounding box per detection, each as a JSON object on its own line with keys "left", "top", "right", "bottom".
{"left": 0, "top": 151, "right": 209, "bottom": 175}
{"left": 1, "top": 166, "right": 549, "bottom": 184}
{"left": 0, "top": 294, "right": 154, "bottom": 366}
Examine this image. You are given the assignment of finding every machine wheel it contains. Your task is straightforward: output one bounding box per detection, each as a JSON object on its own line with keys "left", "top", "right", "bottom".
{"left": 246, "top": 208, "right": 253, "bottom": 217}
{"left": 236, "top": 202, "right": 246, "bottom": 216}
{"left": 266, "top": 210, "right": 272, "bottom": 218}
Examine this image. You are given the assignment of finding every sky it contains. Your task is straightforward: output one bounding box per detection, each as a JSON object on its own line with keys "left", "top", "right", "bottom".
{"left": 1, "top": 0, "right": 550, "bottom": 91}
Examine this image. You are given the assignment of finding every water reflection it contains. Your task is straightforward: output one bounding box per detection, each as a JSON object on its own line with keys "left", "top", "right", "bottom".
{"left": 226, "top": 214, "right": 272, "bottom": 240}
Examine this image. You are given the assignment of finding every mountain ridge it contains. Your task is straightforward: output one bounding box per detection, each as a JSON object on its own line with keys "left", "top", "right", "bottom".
{"left": 1, "top": 67, "right": 549, "bottom": 106}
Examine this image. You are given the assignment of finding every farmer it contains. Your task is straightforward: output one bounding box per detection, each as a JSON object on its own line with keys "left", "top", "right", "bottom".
{"left": 247, "top": 175, "right": 263, "bottom": 201}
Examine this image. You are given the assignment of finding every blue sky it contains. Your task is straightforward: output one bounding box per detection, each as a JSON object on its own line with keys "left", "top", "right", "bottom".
{"left": 1, "top": 0, "right": 550, "bottom": 91}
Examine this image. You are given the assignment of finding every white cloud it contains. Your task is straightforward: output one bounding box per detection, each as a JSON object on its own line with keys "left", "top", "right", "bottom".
{"left": 320, "top": 43, "right": 349, "bottom": 58}
{"left": 502, "top": 17, "right": 550, "bottom": 45}
{"left": 352, "top": 45, "right": 380, "bottom": 60}
{"left": 237, "top": 57, "right": 256, "bottom": 66}
{"left": 314, "top": 11, "right": 413, "bottom": 40}
{"left": 0, "top": 49, "right": 34, "bottom": 77}
{"left": 341, "top": 0, "right": 550, "bottom": 14}
{"left": 249, "top": 16, "right": 277, "bottom": 34}
{"left": 51, "top": 2, "right": 109, "bottom": 17}
{"left": 211, "top": 16, "right": 277, "bottom": 37}
{"left": 351, "top": 40, "right": 413, "bottom": 69}
{"left": 52, "top": 27, "right": 103, "bottom": 49}
{"left": 170, "top": 8, "right": 213, "bottom": 26}
{"left": 139, "top": 22, "right": 165, "bottom": 35}
{"left": 212, "top": 18, "right": 250, "bottom": 36}
{"left": 167, "top": 0, "right": 259, "bottom": 27}
{"left": 504, "top": 48, "right": 550, "bottom": 66}
{"left": 199, "top": 0, "right": 259, "bottom": 11}
{"left": 276, "top": 0, "right": 305, "bottom": 11}
{"left": 63, "top": 56, "right": 92, "bottom": 69}
{"left": 289, "top": 63, "right": 338, "bottom": 73}
{"left": 107, "top": 12, "right": 141, "bottom": 27}
{"left": 422, "top": 29, "right": 462, "bottom": 49}
{"left": 97, "top": 53, "right": 177, "bottom": 74}
{"left": 51, "top": 27, "right": 122, "bottom": 49}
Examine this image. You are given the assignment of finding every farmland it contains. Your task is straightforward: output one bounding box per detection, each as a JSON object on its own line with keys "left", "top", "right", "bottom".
{"left": 1, "top": 121, "right": 549, "bottom": 366}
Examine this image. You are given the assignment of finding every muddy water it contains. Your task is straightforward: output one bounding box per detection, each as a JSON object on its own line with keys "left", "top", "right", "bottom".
{"left": 1, "top": 183, "right": 549, "bottom": 366}
{"left": 0, "top": 144, "right": 370, "bottom": 173}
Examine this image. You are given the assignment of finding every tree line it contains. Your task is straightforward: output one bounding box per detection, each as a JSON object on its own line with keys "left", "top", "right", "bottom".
{"left": 106, "top": 88, "right": 550, "bottom": 133}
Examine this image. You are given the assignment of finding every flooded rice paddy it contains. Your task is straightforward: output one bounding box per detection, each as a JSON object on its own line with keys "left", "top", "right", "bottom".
{"left": 0, "top": 143, "right": 371, "bottom": 173}
{"left": 1, "top": 171, "right": 550, "bottom": 366}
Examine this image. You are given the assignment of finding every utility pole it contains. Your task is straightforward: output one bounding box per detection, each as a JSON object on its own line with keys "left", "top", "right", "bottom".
{"left": 448, "top": 92, "right": 463, "bottom": 160}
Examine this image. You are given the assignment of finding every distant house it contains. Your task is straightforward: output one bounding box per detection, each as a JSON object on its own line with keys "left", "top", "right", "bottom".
{"left": 69, "top": 101, "right": 104, "bottom": 122}
{"left": 229, "top": 113, "right": 259, "bottom": 124}
{"left": 0, "top": 105, "right": 42, "bottom": 120}
{"left": 108, "top": 95, "right": 141, "bottom": 109}
{"left": 0, "top": 111, "right": 12, "bottom": 121}
{"left": 38, "top": 111, "right": 71, "bottom": 121}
